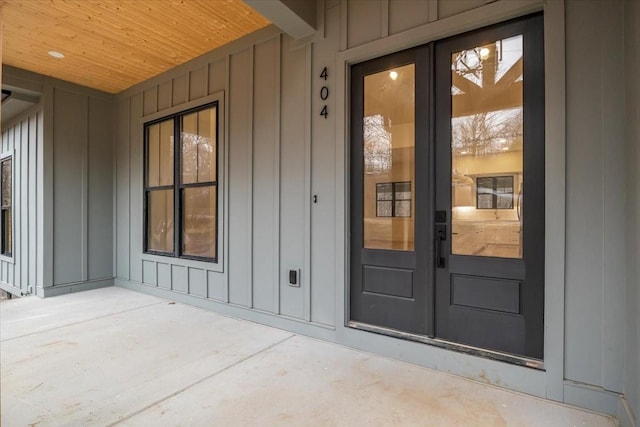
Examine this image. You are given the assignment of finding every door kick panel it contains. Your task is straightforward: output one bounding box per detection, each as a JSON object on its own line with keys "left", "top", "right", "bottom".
{"left": 448, "top": 306, "right": 526, "bottom": 355}
{"left": 363, "top": 266, "right": 414, "bottom": 299}
{"left": 451, "top": 275, "right": 521, "bottom": 314}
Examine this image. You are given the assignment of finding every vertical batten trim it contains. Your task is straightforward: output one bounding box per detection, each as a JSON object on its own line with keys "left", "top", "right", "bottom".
{"left": 380, "top": 0, "right": 390, "bottom": 38}
{"left": 82, "top": 96, "right": 89, "bottom": 282}
{"left": 428, "top": 0, "right": 438, "bottom": 22}
{"left": 205, "top": 268, "right": 210, "bottom": 299}
{"left": 303, "top": 43, "right": 313, "bottom": 322}
{"left": 340, "top": 0, "right": 348, "bottom": 51}
{"left": 206, "top": 64, "right": 211, "bottom": 98}
{"left": 273, "top": 35, "right": 282, "bottom": 315}
{"left": 36, "top": 110, "right": 44, "bottom": 288}
{"left": 319, "top": 0, "right": 327, "bottom": 39}
{"left": 223, "top": 54, "right": 231, "bottom": 303}
{"left": 334, "top": 42, "right": 348, "bottom": 340}
{"left": 30, "top": 114, "right": 36, "bottom": 291}
{"left": 21, "top": 118, "right": 28, "bottom": 290}
{"left": 599, "top": 0, "right": 625, "bottom": 392}
{"left": 169, "top": 78, "right": 174, "bottom": 108}
{"left": 186, "top": 72, "right": 192, "bottom": 102}
{"left": 248, "top": 45, "right": 255, "bottom": 309}
{"left": 155, "top": 85, "right": 160, "bottom": 113}
{"left": 14, "top": 122, "right": 21, "bottom": 289}
{"left": 112, "top": 101, "right": 118, "bottom": 279}
{"left": 43, "top": 84, "right": 54, "bottom": 288}
{"left": 543, "top": 0, "right": 566, "bottom": 402}
{"left": 126, "top": 96, "right": 132, "bottom": 280}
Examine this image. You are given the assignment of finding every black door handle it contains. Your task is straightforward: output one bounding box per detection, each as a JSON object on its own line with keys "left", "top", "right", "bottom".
{"left": 435, "top": 224, "right": 446, "bottom": 268}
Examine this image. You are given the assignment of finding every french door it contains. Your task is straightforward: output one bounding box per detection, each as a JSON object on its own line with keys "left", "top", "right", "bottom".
{"left": 349, "top": 14, "right": 544, "bottom": 360}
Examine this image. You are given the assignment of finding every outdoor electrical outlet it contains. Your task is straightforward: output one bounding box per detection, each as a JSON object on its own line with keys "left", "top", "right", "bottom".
{"left": 289, "top": 269, "right": 301, "bottom": 287}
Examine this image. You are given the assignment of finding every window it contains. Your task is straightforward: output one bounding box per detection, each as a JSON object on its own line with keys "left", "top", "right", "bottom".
{"left": 1, "top": 158, "right": 11, "bottom": 256}
{"left": 476, "top": 176, "right": 513, "bottom": 209}
{"left": 376, "top": 181, "right": 411, "bottom": 217}
{"left": 144, "top": 103, "right": 218, "bottom": 261}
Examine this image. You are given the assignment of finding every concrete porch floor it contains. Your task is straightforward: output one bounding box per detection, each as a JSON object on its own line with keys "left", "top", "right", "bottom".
{"left": 1, "top": 287, "right": 615, "bottom": 426}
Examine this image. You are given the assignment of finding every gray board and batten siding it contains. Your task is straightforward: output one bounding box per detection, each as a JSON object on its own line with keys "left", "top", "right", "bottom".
{"left": 113, "top": 29, "right": 336, "bottom": 332}
{"left": 0, "top": 101, "right": 43, "bottom": 297}
{"left": 0, "top": 0, "right": 636, "bottom": 424}
{"left": 1, "top": 65, "right": 114, "bottom": 297}
{"left": 624, "top": 0, "right": 640, "bottom": 423}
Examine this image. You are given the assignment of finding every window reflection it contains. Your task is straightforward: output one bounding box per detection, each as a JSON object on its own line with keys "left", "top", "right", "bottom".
{"left": 1, "top": 158, "right": 11, "bottom": 256}
{"left": 181, "top": 106, "right": 217, "bottom": 259}
{"left": 364, "top": 115, "right": 392, "bottom": 174}
{"left": 147, "top": 189, "right": 174, "bottom": 253}
{"left": 182, "top": 108, "right": 216, "bottom": 184}
{"left": 451, "top": 35, "right": 523, "bottom": 259}
{"left": 363, "top": 63, "right": 415, "bottom": 251}
{"left": 182, "top": 187, "right": 216, "bottom": 259}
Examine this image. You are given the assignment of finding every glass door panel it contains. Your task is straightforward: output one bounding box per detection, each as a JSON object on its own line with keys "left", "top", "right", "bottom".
{"left": 363, "top": 63, "right": 416, "bottom": 251}
{"left": 351, "top": 45, "right": 430, "bottom": 336}
{"left": 435, "top": 14, "right": 545, "bottom": 359}
{"left": 450, "top": 35, "right": 523, "bottom": 259}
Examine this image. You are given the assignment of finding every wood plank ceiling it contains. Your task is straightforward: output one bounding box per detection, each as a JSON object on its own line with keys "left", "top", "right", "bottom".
{"left": 2, "top": 0, "right": 270, "bottom": 94}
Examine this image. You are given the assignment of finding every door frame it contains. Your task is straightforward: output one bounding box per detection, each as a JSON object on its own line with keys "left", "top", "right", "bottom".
{"left": 336, "top": 0, "right": 566, "bottom": 402}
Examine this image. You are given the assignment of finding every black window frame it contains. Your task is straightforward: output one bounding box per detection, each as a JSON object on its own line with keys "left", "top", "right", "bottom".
{"left": 143, "top": 101, "right": 219, "bottom": 263}
{"left": 476, "top": 175, "right": 514, "bottom": 209}
{"left": 1, "top": 157, "right": 12, "bottom": 257}
{"left": 376, "top": 181, "right": 412, "bottom": 217}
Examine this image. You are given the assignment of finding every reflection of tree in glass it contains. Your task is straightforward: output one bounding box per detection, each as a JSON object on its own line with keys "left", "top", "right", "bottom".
{"left": 364, "top": 114, "right": 392, "bottom": 174}
{"left": 452, "top": 108, "right": 522, "bottom": 156}
{"left": 1, "top": 160, "right": 11, "bottom": 206}
{"left": 180, "top": 108, "right": 217, "bottom": 258}
{"left": 181, "top": 132, "right": 213, "bottom": 182}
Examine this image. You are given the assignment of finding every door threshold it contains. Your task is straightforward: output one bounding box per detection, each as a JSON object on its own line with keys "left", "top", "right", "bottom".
{"left": 347, "top": 321, "right": 544, "bottom": 370}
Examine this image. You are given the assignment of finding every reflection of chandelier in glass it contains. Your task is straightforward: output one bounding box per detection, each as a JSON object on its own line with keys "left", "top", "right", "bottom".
{"left": 452, "top": 41, "right": 504, "bottom": 88}
{"left": 363, "top": 115, "right": 392, "bottom": 174}
{"left": 181, "top": 132, "right": 212, "bottom": 151}
{"left": 452, "top": 47, "right": 484, "bottom": 81}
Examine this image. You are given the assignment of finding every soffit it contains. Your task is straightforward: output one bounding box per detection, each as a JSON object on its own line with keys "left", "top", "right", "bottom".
{"left": 2, "top": 0, "right": 270, "bottom": 94}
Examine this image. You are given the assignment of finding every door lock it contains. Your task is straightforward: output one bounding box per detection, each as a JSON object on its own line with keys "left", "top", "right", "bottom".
{"left": 435, "top": 223, "right": 447, "bottom": 268}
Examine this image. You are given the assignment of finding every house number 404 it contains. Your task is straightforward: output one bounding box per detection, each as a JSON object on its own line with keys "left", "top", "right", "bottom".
{"left": 320, "top": 67, "right": 329, "bottom": 119}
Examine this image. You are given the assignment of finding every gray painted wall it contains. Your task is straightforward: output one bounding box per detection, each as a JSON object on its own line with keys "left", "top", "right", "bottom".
{"left": 1, "top": 65, "right": 114, "bottom": 297}
{"left": 565, "top": 0, "right": 626, "bottom": 392}
{"left": 564, "top": 3, "right": 639, "bottom": 423}
{"left": 624, "top": 0, "right": 639, "bottom": 423}
{"left": 48, "top": 81, "right": 114, "bottom": 293}
{"left": 104, "top": 0, "right": 636, "bottom": 420}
